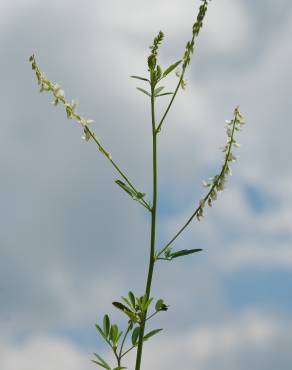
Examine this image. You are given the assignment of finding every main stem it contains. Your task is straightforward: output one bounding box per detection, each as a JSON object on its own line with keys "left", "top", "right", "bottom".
{"left": 134, "top": 85, "right": 158, "bottom": 370}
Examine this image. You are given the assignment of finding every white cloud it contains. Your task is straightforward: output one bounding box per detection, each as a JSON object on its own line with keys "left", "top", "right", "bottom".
{"left": 202, "top": 0, "right": 251, "bottom": 54}
{"left": 1, "top": 311, "right": 288, "bottom": 370}
{"left": 218, "top": 243, "right": 292, "bottom": 271}
{"left": 1, "top": 2, "right": 292, "bottom": 366}
{"left": 122, "top": 311, "right": 288, "bottom": 370}
{"left": 0, "top": 337, "right": 89, "bottom": 370}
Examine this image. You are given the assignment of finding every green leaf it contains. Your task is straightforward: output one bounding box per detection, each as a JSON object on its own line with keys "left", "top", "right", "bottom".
{"left": 163, "top": 60, "right": 182, "bottom": 77}
{"left": 128, "top": 291, "right": 136, "bottom": 308}
{"left": 103, "top": 315, "right": 110, "bottom": 338}
{"left": 136, "top": 192, "right": 146, "bottom": 199}
{"left": 156, "top": 92, "right": 174, "bottom": 97}
{"left": 112, "top": 301, "right": 130, "bottom": 312}
{"left": 113, "top": 367, "right": 127, "bottom": 370}
{"left": 117, "top": 330, "right": 123, "bottom": 343}
{"left": 95, "top": 324, "right": 106, "bottom": 340}
{"left": 110, "top": 324, "right": 119, "bottom": 344}
{"left": 170, "top": 248, "right": 203, "bottom": 259}
{"left": 131, "top": 326, "right": 140, "bottom": 346}
{"left": 155, "top": 299, "right": 168, "bottom": 311}
{"left": 112, "top": 302, "right": 139, "bottom": 322}
{"left": 115, "top": 180, "right": 135, "bottom": 198}
{"left": 121, "top": 296, "right": 132, "bottom": 309}
{"left": 92, "top": 360, "right": 109, "bottom": 369}
{"left": 115, "top": 180, "right": 146, "bottom": 203}
{"left": 156, "top": 65, "right": 162, "bottom": 80}
{"left": 155, "top": 299, "right": 164, "bottom": 311}
{"left": 154, "top": 86, "right": 165, "bottom": 96}
{"left": 136, "top": 87, "right": 151, "bottom": 97}
{"left": 93, "top": 354, "right": 111, "bottom": 370}
{"left": 164, "top": 247, "right": 172, "bottom": 258}
{"left": 130, "top": 75, "right": 149, "bottom": 82}
{"left": 139, "top": 296, "right": 153, "bottom": 311}
{"left": 143, "top": 328, "right": 163, "bottom": 341}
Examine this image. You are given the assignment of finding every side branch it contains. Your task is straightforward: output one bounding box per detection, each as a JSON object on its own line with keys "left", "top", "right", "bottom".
{"left": 157, "top": 107, "right": 245, "bottom": 257}
{"left": 29, "top": 55, "right": 150, "bottom": 211}
{"left": 156, "top": 0, "right": 209, "bottom": 134}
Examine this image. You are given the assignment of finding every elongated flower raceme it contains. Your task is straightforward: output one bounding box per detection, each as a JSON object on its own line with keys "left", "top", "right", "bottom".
{"left": 29, "top": 55, "right": 102, "bottom": 145}
{"left": 198, "top": 107, "right": 245, "bottom": 219}
{"left": 156, "top": 0, "right": 210, "bottom": 133}
{"left": 29, "top": 54, "right": 151, "bottom": 211}
{"left": 157, "top": 107, "right": 245, "bottom": 258}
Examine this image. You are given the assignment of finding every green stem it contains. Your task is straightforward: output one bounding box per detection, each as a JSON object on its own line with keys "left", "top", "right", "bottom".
{"left": 156, "top": 73, "right": 184, "bottom": 134}
{"left": 118, "top": 324, "right": 132, "bottom": 359}
{"left": 87, "top": 129, "right": 151, "bottom": 211}
{"left": 134, "top": 84, "right": 158, "bottom": 370}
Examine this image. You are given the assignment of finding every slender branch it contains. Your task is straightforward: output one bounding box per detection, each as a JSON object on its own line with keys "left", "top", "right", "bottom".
{"left": 156, "top": 74, "right": 184, "bottom": 134}
{"left": 145, "top": 310, "right": 160, "bottom": 322}
{"left": 156, "top": 0, "right": 209, "bottom": 134}
{"left": 157, "top": 107, "right": 244, "bottom": 257}
{"left": 113, "top": 348, "right": 121, "bottom": 368}
{"left": 121, "top": 344, "right": 136, "bottom": 359}
{"left": 118, "top": 324, "right": 132, "bottom": 359}
{"left": 29, "top": 55, "right": 151, "bottom": 212}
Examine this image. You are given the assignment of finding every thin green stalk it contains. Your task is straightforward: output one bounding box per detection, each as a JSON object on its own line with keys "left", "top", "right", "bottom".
{"left": 156, "top": 74, "right": 184, "bottom": 134}
{"left": 118, "top": 324, "right": 132, "bottom": 359}
{"left": 87, "top": 129, "right": 151, "bottom": 211}
{"left": 134, "top": 85, "right": 158, "bottom": 370}
{"left": 29, "top": 55, "right": 151, "bottom": 212}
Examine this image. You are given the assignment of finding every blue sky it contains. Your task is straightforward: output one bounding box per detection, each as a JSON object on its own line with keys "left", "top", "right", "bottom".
{"left": 1, "top": 1, "right": 292, "bottom": 369}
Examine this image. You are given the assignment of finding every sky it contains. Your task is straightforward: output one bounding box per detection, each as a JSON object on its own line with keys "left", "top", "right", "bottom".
{"left": 1, "top": 0, "right": 292, "bottom": 369}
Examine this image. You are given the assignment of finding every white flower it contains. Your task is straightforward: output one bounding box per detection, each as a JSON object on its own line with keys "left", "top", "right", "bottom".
{"left": 202, "top": 180, "right": 211, "bottom": 187}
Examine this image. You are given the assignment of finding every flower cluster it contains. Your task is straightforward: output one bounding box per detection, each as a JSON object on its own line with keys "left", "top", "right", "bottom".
{"left": 182, "top": 0, "right": 209, "bottom": 69}
{"left": 29, "top": 55, "right": 112, "bottom": 159}
{"left": 148, "top": 31, "right": 164, "bottom": 70}
{"left": 196, "top": 107, "right": 245, "bottom": 220}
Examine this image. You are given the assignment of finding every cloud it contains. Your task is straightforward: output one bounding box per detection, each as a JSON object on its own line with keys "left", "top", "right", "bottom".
{"left": 201, "top": 0, "right": 251, "bottom": 54}
{"left": 0, "top": 4, "right": 292, "bottom": 370}
{"left": 140, "top": 311, "right": 291, "bottom": 370}
{"left": 0, "top": 336, "right": 89, "bottom": 370}
{"left": 218, "top": 243, "right": 292, "bottom": 271}
{"left": 1, "top": 311, "right": 288, "bottom": 370}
